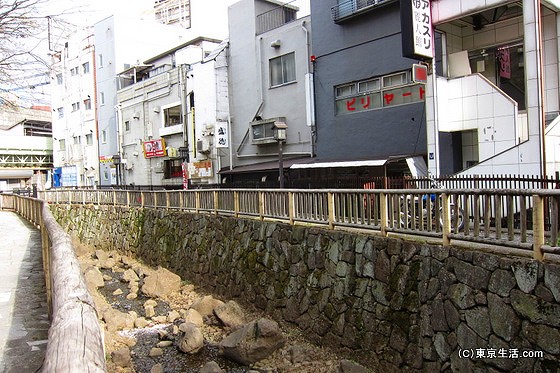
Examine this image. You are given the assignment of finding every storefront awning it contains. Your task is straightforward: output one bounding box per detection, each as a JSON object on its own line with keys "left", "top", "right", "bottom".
{"left": 290, "top": 159, "right": 388, "bottom": 169}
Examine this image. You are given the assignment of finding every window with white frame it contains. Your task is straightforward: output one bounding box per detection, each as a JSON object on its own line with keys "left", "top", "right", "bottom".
{"left": 82, "top": 62, "right": 90, "bottom": 74}
{"left": 84, "top": 98, "right": 92, "bottom": 110}
{"left": 270, "top": 52, "right": 296, "bottom": 87}
{"left": 100, "top": 92, "right": 105, "bottom": 105}
{"left": 72, "top": 102, "right": 80, "bottom": 112}
{"left": 101, "top": 130, "right": 107, "bottom": 144}
{"left": 59, "top": 139, "right": 66, "bottom": 151}
{"left": 57, "top": 107, "right": 64, "bottom": 118}
{"left": 163, "top": 105, "right": 182, "bottom": 127}
{"left": 56, "top": 73, "right": 63, "bottom": 84}
{"left": 73, "top": 136, "right": 81, "bottom": 145}
{"left": 86, "top": 133, "right": 93, "bottom": 145}
{"left": 124, "top": 121, "right": 130, "bottom": 132}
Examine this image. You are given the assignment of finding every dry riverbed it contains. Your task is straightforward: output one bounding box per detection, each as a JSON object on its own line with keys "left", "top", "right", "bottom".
{"left": 74, "top": 240, "right": 368, "bottom": 373}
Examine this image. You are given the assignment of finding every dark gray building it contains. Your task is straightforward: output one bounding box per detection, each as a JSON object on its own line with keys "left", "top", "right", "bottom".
{"left": 307, "top": 0, "right": 429, "bottom": 183}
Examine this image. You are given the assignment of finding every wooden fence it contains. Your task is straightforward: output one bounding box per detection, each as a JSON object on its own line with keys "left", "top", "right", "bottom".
{"left": 4, "top": 195, "right": 106, "bottom": 372}
{"left": 40, "top": 188, "right": 560, "bottom": 262}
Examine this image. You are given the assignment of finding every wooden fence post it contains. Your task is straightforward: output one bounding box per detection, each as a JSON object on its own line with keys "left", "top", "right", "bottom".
{"left": 234, "top": 191, "right": 240, "bottom": 218}
{"left": 259, "top": 192, "right": 264, "bottom": 221}
{"left": 532, "top": 194, "right": 545, "bottom": 261}
{"left": 380, "top": 192, "right": 388, "bottom": 236}
{"left": 288, "top": 192, "right": 294, "bottom": 224}
{"left": 328, "top": 192, "right": 335, "bottom": 229}
{"left": 441, "top": 193, "right": 451, "bottom": 247}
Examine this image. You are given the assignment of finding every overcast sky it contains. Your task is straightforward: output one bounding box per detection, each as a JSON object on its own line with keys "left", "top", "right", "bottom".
{"left": 41, "top": 0, "right": 310, "bottom": 29}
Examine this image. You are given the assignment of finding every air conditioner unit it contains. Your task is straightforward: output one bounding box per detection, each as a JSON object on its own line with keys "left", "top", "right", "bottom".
{"left": 197, "top": 138, "right": 210, "bottom": 153}
{"left": 154, "top": 161, "right": 164, "bottom": 173}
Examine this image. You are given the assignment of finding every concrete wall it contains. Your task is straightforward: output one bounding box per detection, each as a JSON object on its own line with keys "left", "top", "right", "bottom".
{"left": 51, "top": 205, "right": 560, "bottom": 372}
{"left": 226, "top": 0, "right": 313, "bottom": 169}
{"left": 310, "top": 0, "right": 426, "bottom": 161}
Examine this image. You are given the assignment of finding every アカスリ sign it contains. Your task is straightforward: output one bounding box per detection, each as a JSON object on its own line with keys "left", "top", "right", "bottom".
{"left": 401, "top": 0, "right": 433, "bottom": 60}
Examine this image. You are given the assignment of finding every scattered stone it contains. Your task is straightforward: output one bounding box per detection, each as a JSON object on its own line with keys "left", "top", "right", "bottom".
{"left": 219, "top": 318, "right": 285, "bottom": 365}
{"left": 126, "top": 292, "right": 138, "bottom": 300}
{"left": 103, "top": 308, "right": 135, "bottom": 332}
{"left": 99, "top": 257, "right": 117, "bottom": 269}
{"left": 141, "top": 266, "right": 182, "bottom": 298}
{"left": 149, "top": 347, "right": 164, "bottom": 357}
{"left": 181, "top": 308, "right": 204, "bottom": 327}
{"left": 338, "top": 359, "right": 368, "bottom": 373}
{"left": 103, "top": 274, "right": 113, "bottom": 281}
{"left": 144, "top": 299, "right": 157, "bottom": 308}
{"left": 156, "top": 340, "right": 174, "bottom": 348}
{"left": 172, "top": 325, "right": 180, "bottom": 334}
{"left": 145, "top": 305, "right": 156, "bottom": 318}
{"left": 123, "top": 268, "right": 140, "bottom": 283}
{"left": 214, "top": 300, "right": 245, "bottom": 329}
{"left": 135, "top": 317, "right": 150, "bottom": 329}
{"left": 84, "top": 266, "right": 105, "bottom": 289}
{"left": 150, "top": 363, "right": 164, "bottom": 373}
{"left": 94, "top": 249, "right": 109, "bottom": 262}
{"left": 168, "top": 310, "right": 181, "bottom": 323}
{"left": 200, "top": 361, "right": 225, "bottom": 373}
{"left": 113, "top": 288, "right": 123, "bottom": 296}
{"left": 153, "top": 315, "right": 168, "bottom": 324}
{"left": 111, "top": 347, "right": 132, "bottom": 368}
{"left": 191, "top": 295, "right": 225, "bottom": 318}
{"left": 121, "top": 255, "right": 134, "bottom": 267}
{"left": 178, "top": 323, "right": 204, "bottom": 354}
{"left": 544, "top": 264, "right": 560, "bottom": 302}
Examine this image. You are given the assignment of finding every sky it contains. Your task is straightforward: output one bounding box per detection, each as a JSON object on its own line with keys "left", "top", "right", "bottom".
{"left": 9, "top": 0, "right": 310, "bottom": 105}
{"left": 41, "top": 0, "right": 310, "bottom": 29}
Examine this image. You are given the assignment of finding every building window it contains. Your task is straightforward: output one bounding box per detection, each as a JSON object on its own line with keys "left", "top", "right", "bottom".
{"left": 56, "top": 73, "right": 63, "bottom": 85}
{"left": 84, "top": 98, "right": 92, "bottom": 110}
{"left": 73, "top": 136, "right": 81, "bottom": 145}
{"left": 335, "top": 69, "right": 424, "bottom": 115}
{"left": 100, "top": 92, "right": 105, "bottom": 105}
{"left": 163, "top": 105, "right": 182, "bottom": 127}
{"left": 82, "top": 62, "right": 90, "bottom": 74}
{"left": 270, "top": 52, "right": 296, "bottom": 87}
{"left": 103, "top": 170, "right": 109, "bottom": 181}
{"left": 59, "top": 139, "right": 66, "bottom": 150}
{"left": 101, "top": 130, "right": 107, "bottom": 144}
{"left": 72, "top": 102, "right": 80, "bottom": 112}
{"left": 164, "top": 159, "right": 182, "bottom": 179}
{"left": 382, "top": 71, "right": 408, "bottom": 88}
{"left": 86, "top": 133, "right": 93, "bottom": 145}
{"left": 70, "top": 67, "right": 79, "bottom": 76}
{"left": 99, "top": 54, "right": 103, "bottom": 67}
{"left": 124, "top": 121, "right": 130, "bottom": 132}
{"left": 57, "top": 107, "right": 64, "bottom": 118}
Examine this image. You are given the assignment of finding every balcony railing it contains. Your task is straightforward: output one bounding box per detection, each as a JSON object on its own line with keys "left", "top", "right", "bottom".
{"left": 256, "top": 5, "right": 297, "bottom": 35}
{"left": 331, "top": 0, "right": 395, "bottom": 22}
{"left": 39, "top": 188, "right": 560, "bottom": 261}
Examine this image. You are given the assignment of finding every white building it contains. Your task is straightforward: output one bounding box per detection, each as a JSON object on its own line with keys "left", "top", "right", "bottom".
{"left": 50, "top": 29, "right": 98, "bottom": 187}
{"left": 116, "top": 37, "right": 228, "bottom": 187}
{"left": 427, "top": 0, "right": 560, "bottom": 177}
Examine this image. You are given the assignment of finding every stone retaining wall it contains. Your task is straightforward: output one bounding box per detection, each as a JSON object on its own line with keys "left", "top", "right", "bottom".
{"left": 51, "top": 205, "right": 560, "bottom": 372}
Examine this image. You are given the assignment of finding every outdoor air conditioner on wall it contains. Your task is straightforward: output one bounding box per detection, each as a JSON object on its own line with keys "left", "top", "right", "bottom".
{"left": 197, "top": 138, "right": 210, "bottom": 153}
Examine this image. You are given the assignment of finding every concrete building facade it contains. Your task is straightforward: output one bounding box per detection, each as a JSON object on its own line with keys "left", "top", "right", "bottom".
{"left": 310, "top": 0, "right": 560, "bottom": 179}
{"left": 222, "top": 0, "right": 313, "bottom": 184}
{"left": 0, "top": 105, "right": 52, "bottom": 191}
{"left": 50, "top": 29, "right": 98, "bottom": 187}
{"left": 116, "top": 38, "right": 228, "bottom": 187}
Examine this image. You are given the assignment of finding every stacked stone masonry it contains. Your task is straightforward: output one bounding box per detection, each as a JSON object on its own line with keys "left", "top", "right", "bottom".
{"left": 51, "top": 205, "right": 560, "bottom": 372}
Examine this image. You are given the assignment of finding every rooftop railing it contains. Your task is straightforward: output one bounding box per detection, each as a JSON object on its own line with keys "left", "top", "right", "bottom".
{"left": 40, "top": 188, "right": 560, "bottom": 262}
{"left": 331, "top": 0, "right": 395, "bottom": 22}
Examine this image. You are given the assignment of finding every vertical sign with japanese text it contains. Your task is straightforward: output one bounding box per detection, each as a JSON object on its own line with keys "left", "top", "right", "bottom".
{"left": 216, "top": 122, "right": 229, "bottom": 148}
{"left": 401, "top": 0, "right": 433, "bottom": 60}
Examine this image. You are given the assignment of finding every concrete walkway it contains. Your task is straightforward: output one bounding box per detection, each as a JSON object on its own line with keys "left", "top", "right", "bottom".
{"left": 0, "top": 212, "right": 50, "bottom": 373}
